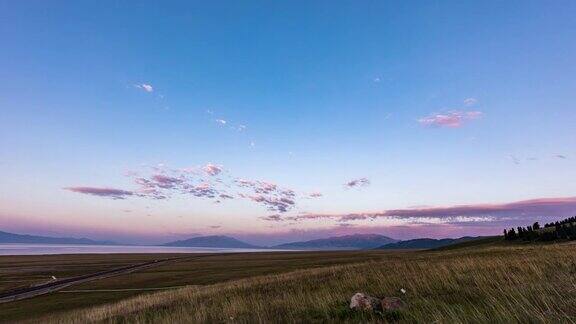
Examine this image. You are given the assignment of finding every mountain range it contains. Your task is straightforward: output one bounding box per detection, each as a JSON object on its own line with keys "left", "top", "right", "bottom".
{"left": 0, "top": 230, "right": 489, "bottom": 251}
{"left": 0, "top": 230, "right": 116, "bottom": 245}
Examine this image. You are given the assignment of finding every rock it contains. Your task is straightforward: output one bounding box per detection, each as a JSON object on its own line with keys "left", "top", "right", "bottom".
{"left": 349, "top": 293, "right": 382, "bottom": 311}
{"left": 381, "top": 297, "right": 406, "bottom": 311}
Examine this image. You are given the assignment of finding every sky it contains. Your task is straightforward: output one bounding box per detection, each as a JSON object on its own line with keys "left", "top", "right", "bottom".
{"left": 1, "top": 1, "right": 576, "bottom": 245}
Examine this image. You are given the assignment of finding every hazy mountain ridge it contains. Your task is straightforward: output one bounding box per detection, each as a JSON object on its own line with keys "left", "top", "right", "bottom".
{"left": 0, "top": 230, "right": 116, "bottom": 245}
{"left": 377, "top": 236, "right": 486, "bottom": 250}
{"left": 0, "top": 230, "right": 485, "bottom": 250}
{"left": 163, "top": 235, "right": 261, "bottom": 249}
{"left": 274, "top": 234, "right": 397, "bottom": 250}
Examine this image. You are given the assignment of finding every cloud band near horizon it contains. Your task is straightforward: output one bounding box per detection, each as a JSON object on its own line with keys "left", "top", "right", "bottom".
{"left": 265, "top": 196, "right": 576, "bottom": 224}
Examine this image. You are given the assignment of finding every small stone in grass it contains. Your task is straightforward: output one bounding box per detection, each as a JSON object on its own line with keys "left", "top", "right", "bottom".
{"left": 381, "top": 297, "right": 406, "bottom": 311}
{"left": 349, "top": 293, "right": 382, "bottom": 312}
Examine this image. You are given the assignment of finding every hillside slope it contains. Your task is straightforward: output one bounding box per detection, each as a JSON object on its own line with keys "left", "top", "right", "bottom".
{"left": 377, "top": 236, "right": 487, "bottom": 250}
{"left": 430, "top": 236, "right": 502, "bottom": 251}
{"left": 275, "top": 234, "right": 397, "bottom": 250}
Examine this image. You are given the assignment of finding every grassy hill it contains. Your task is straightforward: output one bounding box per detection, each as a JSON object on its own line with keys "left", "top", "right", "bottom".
{"left": 40, "top": 241, "right": 576, "bottom": 323}
{"left": 429, "top": 235, "right": 502, "bottom": 251}
{"left": 377, "top": 236, "right": 491, "bottom": 250}
{"left": 275, "top": 234, "right": 397, "bottom": 250}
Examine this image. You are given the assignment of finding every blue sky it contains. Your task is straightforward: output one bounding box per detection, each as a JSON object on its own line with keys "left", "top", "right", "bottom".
{"left": 1, "top": 1, "right": 576, "bottom": 245}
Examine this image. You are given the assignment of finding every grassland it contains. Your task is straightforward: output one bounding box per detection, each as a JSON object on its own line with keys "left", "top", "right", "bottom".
{"left": 3, "top": 240, "right": 576, "bottom": 323}
{"left": 0, "top": 250, "right": 400, "bottom": 321}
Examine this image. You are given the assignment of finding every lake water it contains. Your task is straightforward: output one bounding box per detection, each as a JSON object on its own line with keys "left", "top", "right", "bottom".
{"left": 0, "top": 244, "right": 277, "bottom": 256}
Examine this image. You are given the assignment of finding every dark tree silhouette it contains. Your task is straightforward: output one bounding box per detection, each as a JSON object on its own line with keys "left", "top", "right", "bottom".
{"left": 503, "top": 216, "right": 576, "bottom": 242}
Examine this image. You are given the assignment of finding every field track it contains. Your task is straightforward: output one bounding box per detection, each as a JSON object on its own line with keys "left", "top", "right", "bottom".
{"left": 0, "top": 255, "right": 202, "bottom": 303}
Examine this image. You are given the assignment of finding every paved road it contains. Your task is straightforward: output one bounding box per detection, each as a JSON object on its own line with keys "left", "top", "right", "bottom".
{"left": 0, "top": 256, "right": 197, "bottom": 303}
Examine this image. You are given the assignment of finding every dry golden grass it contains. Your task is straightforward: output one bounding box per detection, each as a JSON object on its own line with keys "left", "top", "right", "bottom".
{"left": 41, "top": 242, "right": 576, "bottom": 323}
{"left": 1, "top": 250, "right": 395, "bottom": 321}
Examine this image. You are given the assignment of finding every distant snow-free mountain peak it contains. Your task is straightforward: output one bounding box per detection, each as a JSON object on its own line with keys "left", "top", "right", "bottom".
{"left": 163, "top": 235, "right": 261, "bottom": 249}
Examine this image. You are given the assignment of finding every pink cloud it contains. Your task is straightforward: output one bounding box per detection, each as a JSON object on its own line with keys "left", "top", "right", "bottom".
{"left": 240, "top": 194, "right": 296, "bottom": 213}
{"left": 235, "top": 179, "right": 299, "bottom": 212}
{"left": 203, "top": 163, "right": 223, "bottom": 176}
{"left": 236, "top": 179, "right": 279, "bottom": 194}
{"left": 264, "top": 196, "right": 576, "bottom": 224}
{"left": 64, "top": 187, "right": 134, "bottom": 199}
{"left": 418, "top": 110, "right": 482, "bottom": 128}
{"left": 188, "top": 182, "right": 218, "bottom": 199}
{"left": 150, "top": 174, "right": 184, "bottom": 188}
{"left": 260, "top": 214, "right": 283, "bottom": 222}
{"left": 67, "top": 163, "right": 306, "bottom": 213}
{"left": 256, "top": 182, "right": 277, "bottom": 194}
{"left": 344, "top": 178, "right": 370, "bottom": 189}
{"left": 133, "top": 174, "right": 186, "bottom": 199}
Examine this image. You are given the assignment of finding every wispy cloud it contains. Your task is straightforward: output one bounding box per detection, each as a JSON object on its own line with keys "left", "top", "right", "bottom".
{"left": 240, "top": 194, "right": 295, "bottom": 213}
{"left": 509, "top": 155, "right": 520, "bottom": 165}
{"left": 207, "top": 111, "right": 253, "bottom": 145}
{"left": 463, "top": 98, "right": 477, "bottom": 106}
{"left": 67, "top": 163, "right": 304, "bottom": 213}
{"left": 135, "top": 84, "right": 154, "bottom": 93}
{"left": 150, "top": 174, "right": 184, "bottom": 189}
{"left": 509, "top": 154, "right": 569, "bottom": 164}
{"left": 236, "top": 179, "right": 276, "bottom": 194}
{"left": 235, "top": 179, "right": 297, "bottom": 212}
{"left": 203, "top": 163, "right": 223, "bottom": 176}
{"left": 418, "top": 111, "right": 482, "bottom": 128}
{"left": 274, "top": 196, "right": 576, "bottom": 224}
{"left": 344, "top": 178, "right": 370, "bottom": 189}
{"left": 188, "top": 182, "right": 219, "bottom": 199}
{"left": 260, "top": 214, "right": 283, "bottom": 222}
{"left": 64, "top": 187, "right": 134, "bottom": 199}
{"left": 309, "top": 192, "right": 323, "bottom": 198}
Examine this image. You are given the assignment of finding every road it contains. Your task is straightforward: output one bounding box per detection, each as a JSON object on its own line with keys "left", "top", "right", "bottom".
{"left": 0, "top": 256, "right": 198, "bottom": 303}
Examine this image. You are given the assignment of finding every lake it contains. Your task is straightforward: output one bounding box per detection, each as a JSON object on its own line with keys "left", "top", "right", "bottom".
{"left": 0, "top": 244, "right": 276, "bottom": 256}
